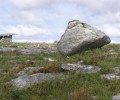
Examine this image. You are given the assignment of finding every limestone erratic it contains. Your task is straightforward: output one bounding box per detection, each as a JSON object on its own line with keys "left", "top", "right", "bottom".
{"left": 57, "top": 20, "right": 111, "bottom": 56}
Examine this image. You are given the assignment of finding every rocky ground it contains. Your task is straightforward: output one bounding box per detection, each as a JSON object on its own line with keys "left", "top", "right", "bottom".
{"left": 0, "top": 42, "right": 57, "bottom": 54}
{"left": 0, "top": 42, "right": 119, "bottom": 99}
{"left": 0, "top": 20, "right": 119, "bottom": 99}
{"left": 0, "top": 42, "right": 120, "bottom": 100}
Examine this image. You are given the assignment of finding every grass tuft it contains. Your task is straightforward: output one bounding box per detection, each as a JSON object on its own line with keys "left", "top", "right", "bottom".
{"left": 15, "top": 60, "right": 34, "bottom": 73}
{"left": 31, "top": 61, "right": 61, "bottom": 74}
{"left": 73, "top": 85, "right": 93, "bottom": 100}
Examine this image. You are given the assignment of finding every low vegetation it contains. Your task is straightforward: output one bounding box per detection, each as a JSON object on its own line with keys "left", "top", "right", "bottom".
{"left": 0, "top": 42, "right": 120, "bottom": 100}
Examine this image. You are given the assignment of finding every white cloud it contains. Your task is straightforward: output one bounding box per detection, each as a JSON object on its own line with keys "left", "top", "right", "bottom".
{"left": 98, "top": 24, "right": 120, "bottom": 37}
{"left": 18, "top": 11, "right": 45, "bottom": 26}
{"left": 6, "top": 0, "right": 120, "bottom": 43}
{"left": 20, "top": 11, "right": 37, "bottom": 23}
{"left": 111, "top": 40, "right": 119, "bottom": 44}
{"left": 11, "top": 0, "right": 40, "bottom": 8}
{"left": 93, "top": 11, "right": 120, "bottom": 24}
{"left": 11, "top": 0, "right": 120, "bottom": 11}
{"left": 1, "top": 25, "right": 49, "bottom": 37}
{"left": 70, "top": 0, "right": 120, "bottom": 12}
{"left": 10, "top": 0, "right": 60, "bottom": 8}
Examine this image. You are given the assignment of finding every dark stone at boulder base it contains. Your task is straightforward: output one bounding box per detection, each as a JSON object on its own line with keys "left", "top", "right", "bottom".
{"left": 57, "top": 20, "right": 111, "bottom": 56}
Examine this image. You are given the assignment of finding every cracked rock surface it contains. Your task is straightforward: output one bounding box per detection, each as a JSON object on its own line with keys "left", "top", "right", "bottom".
{"left": 101, "top": 74, "right": 120, "bottom": 80}
{"left": 61, "top": 63, "right": 101, "bottom": 73}
{"left": 57, "top": 20, "right": 111, "bottom": 56}
{"left": 11, "top": 73, "right": 64, "bottom": 89}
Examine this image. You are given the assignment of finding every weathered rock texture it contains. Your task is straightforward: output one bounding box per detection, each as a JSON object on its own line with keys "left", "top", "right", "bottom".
{"left": 0, "top": 47, "right": 57, "bottom": 54}
{"left": 61, "top": 63, "right": 101, "bottom": 73}
{"left": 113, "top": 94, "right": 120, "bottom": 100}
{"left": 113, "top": 67, "right": 120, "bottom": 74}
{"left": 11, "top": 73, "right": 64, "bottom": 89}
{"left": 101, "top": 74, "right": 120, "bottom": 80}
{"left": 57, "top": 20, "right": 111, "bottom": 56}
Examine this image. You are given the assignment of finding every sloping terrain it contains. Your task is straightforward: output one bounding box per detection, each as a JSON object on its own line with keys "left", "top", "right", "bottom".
{"left": 0, "top": 42, "right": 120, "bottom": 100}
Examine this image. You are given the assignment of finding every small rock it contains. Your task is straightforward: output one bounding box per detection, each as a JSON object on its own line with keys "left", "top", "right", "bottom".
{"left": 112, "top": 94, "right": 120, "bottom": 100}
{"left": 61, "top": 63, "right": 101, "bottom": 73}
{"left": 11, "top": 73, "right": 64, "bottom": 89}
{"left": 92, "top": 96, "right": 96, "bottom": 100}
{"left": 109, "top": 52, "right": 118, "bottom": 55}
{"left": 101, "top": 74, "right": 120, "bottom": 80}
{"left": 108, "top": 49, "right": 118, "bottom": 55}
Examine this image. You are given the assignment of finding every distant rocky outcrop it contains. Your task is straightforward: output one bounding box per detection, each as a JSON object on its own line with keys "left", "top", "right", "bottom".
{"left": 57, "top": 20, "right": 111, "bottom": 56}
{"left": 0, "top": 47, "right": 57, "bottom": 54}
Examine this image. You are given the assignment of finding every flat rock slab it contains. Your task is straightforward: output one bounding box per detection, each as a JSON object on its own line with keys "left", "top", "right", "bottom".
{"left": 11, "top": 73, "right": 64, "bottom": 89}
{"left": 19, "top": 48, "right": 57, "bottom": 54}
{"left": 16, "top": 67, "right": 43, "bottom": 76}
{"left": 101, "top": 74, "right": 120, "bottom": 80}
{"left": 0, "top": 47, "right": 57, "bottom": 54}
{"left": 113, "top": 94, "right": 120, "bottom": 100}
{"left": 0, "top": 47, "right": 16, "bottom": 52}
{"left": 19, "top": 48, "right": 38, "bottom": 55}
{"left": 61, "top": 63, "right": 101, "bottom": 73}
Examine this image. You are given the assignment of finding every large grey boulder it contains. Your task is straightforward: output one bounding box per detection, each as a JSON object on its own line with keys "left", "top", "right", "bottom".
{"left": 61, "top": 63, "right": 101, "bottom": 73}
{"left": 57, "top": 20, "right": 111, "bottom": 56}
{"left": 11, "top": 73, "right": 64, "bottom": 89}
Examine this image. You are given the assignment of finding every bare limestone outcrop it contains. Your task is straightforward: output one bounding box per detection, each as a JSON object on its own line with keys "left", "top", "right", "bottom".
{"left": 61, "top": 63, "right": 101, "bottom": 73}
{"left": 11, "top": 73, "right": 64, "bottom": 89}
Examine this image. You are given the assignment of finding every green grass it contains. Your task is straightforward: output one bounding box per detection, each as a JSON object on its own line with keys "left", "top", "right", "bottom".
{"left": 0, "top": 43, "right": 120, "bottom": 100}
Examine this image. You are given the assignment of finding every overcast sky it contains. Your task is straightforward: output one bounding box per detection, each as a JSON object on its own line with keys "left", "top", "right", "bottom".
{"left": 0, "top": 0, "right": 120, "bottom": 43}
